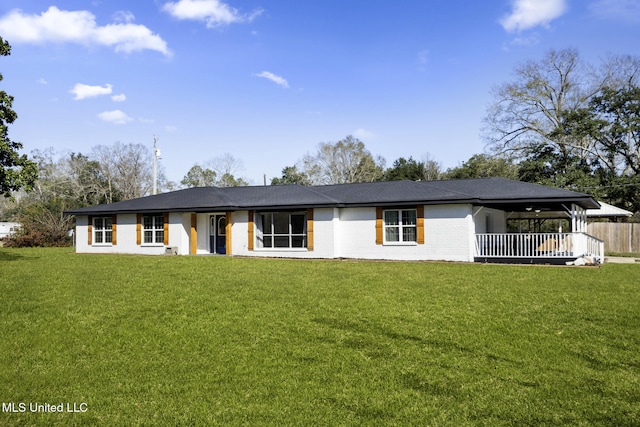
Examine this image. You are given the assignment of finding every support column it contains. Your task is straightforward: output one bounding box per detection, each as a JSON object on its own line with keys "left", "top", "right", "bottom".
{"left": 190, "top": 213, "right": 197, "bottom": 255}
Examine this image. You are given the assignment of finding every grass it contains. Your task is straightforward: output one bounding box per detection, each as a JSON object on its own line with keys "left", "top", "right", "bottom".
{"left": 607, "top": 251, "right": 640, "bottom": 259}
{"left": 1, "top": 247, "right": 639, "bottom": 426}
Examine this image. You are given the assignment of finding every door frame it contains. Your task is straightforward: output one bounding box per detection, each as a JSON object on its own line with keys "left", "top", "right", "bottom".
{"left": 209, "top": 214, "right": 227, "bottom": 254}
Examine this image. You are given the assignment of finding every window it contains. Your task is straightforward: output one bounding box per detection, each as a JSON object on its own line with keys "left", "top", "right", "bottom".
{"left": 257, "top": 211, "right": 307, "bottom": 248}
{"left": 384, "top": 209, "right": 417, "bottom": 243}
{"left": 93, "top": 217, "right": 112, "bottom": 244}
{"left": 143, "top": 215, "right": 164, "bottom": 244}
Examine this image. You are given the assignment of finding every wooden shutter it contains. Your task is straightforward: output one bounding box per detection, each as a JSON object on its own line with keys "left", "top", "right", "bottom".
{"left": 190, "top": 214, "right": 197, "bottom": 255}
{"left": 375, "top": 208, "right": 383, "bottom": 245}
{"left": 417, "top": 206, "right": 424, "bottom": 244}
{"left": 307, "top": 209, "right": 314, "bottom": 251}
{"left": 87, "top": 216, "right": 93, "bottom": 245}
{"left": 247, "top": 211, "right": 254, "bottom": 251}
{"left": 225, "top": 212, "right": 232, "bottom": 255}
{"left": 111, "top": 215, "right": 117, "bottom": 245}
{"left": 163, "top": 213, "right": 169, "bottom": 245}
{"left": 136, "top": 214, "right": 142, "bottom": 245}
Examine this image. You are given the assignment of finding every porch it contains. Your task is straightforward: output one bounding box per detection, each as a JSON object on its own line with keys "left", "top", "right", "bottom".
{"left": 474, "top": 232, "right": 604, "bottom": 265}
{"left": 474, "top": 202, "right": 604, "bottom": 265}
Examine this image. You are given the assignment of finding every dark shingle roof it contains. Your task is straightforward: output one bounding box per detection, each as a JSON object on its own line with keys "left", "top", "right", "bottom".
{"left": 65, "top": 178, "right": 599, "bottom": 215}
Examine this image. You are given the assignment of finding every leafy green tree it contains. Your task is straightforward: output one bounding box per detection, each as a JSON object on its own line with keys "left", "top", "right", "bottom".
{"left": 483, "top": 47, "right": 640, "bottom": 216}
{"left": 271, "top": 165, "right": 312, "bottom": 186}
{"left": 384, "top": 157, "right": 422, "bottom": 181}
{"left": 589, "top": 86, "right": 640, "bottom": 176}
{"left": 181, "top": 155, "right": 249, "bottom": 188}
{"left": 517, "top": 144, "right": 601, "bottom": 196}
{"left": 217, "top": 173, "right": 248, "bottom": 187}
{"left": 0, "top": 36, "right": 37, "bottom": 197}
{"left": 553, "top": 85, "right": 640, "bottom": 212}
{"left": 181, "top": 164, "right": 217, "bottom": 187}
{"left": 445, "top": 154, "right": 519, "bottom": 180}
{"left": 302, "top": 135, "right": 385, "bottom": 185}
{"left": 383, "top": 156, "right": 442, "bottom": 181}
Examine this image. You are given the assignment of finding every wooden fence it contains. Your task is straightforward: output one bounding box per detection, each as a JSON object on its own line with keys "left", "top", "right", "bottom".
{"left": 587, "top": 222, "right": 640, "bottom": 253}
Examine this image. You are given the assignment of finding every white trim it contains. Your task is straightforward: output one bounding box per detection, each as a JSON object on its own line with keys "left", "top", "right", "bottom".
{"left": 382, "top": 208, "right": 418, "bottom": 244}
{"left": 142, "top": 214, "right": 164, "bottom": 245}
{"left": 92, "top": 216, "right": 113, "bottom": 245}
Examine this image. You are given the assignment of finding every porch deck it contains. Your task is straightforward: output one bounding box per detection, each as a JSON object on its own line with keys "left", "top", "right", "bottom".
{"left": 475, "top": 232, "right": 604, "bottom": 265}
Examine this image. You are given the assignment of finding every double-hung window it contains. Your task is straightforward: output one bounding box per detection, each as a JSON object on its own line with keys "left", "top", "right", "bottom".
{"left": 93, "top": 217, "right": 113, "bottom": 244}
{"left": 258, "top": 211, "right": 307, "bottom": 248}
{"left": 143, "top": 215, "right": 164, "bottom": 244}
{"left": 384, "top": 209, "right": 417, "bottom": 243}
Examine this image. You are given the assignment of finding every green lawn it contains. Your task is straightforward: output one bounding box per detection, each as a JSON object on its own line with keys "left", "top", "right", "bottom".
{"left": 1, "top": 248, "right": 639, "bottom": 426}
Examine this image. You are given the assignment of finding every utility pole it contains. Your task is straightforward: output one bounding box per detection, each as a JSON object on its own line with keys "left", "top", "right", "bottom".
{"left": 153, "top": 135, "right": 161, "bottom": 195}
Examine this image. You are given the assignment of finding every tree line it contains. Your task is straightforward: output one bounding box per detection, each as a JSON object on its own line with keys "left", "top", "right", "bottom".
{"left": 269, "top": 48, "right": 640, "bottom": 216}
{"left": 2, "top": 37, "right": 639, "bottom": 246}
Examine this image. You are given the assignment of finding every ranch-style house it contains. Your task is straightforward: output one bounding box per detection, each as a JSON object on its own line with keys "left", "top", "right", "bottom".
{"left": 65, "top": 178, "right": 604, "bottom": 264}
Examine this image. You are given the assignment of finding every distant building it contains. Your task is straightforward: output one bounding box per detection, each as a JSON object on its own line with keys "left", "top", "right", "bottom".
{"left": 0, "top": 222, "right": 21, "bottom": 239}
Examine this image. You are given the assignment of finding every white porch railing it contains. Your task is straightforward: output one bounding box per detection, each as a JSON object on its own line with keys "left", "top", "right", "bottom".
{"left": 475, "top": 233, "right": 604, "bottom": 264}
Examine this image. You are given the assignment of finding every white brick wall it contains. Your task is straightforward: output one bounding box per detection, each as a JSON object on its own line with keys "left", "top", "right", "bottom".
{"left": 336, "top": 205, "right": 475, "bottom": 261}
{"left": 423, "top": 205, "right": 474, "bottom": 262}
{"left": 75, "top": 204, "right": 483, "bottom": 262}
{"left": 74, "top": 213, "right": 189, "bottom": 255}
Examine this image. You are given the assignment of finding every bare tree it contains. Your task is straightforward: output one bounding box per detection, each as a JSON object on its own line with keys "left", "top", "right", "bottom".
{"left": 209, "top": 154, "right": 248, "bottom": 185}
{"left": 484, "top": 48, "right": 640, "bottom": 167}
{"left": 600, "top": 53, "right": 640, "bottom": 90}
{"left": 421, "top": 153, "right": 444, "bottom": 181}
{"left": 302, "top": 135, "right": 385, "bottom": 185}
{"left": 206, "top": 154, "right": 249, "bottom": 187}
{"left": 10, "top": 149, "right": 104, "bottom": 246}
{"left": 92, "top": 142, "right": 154, "bottom": 201}
{"left": 483, "top": 48, "right": 599, "bottom": 161}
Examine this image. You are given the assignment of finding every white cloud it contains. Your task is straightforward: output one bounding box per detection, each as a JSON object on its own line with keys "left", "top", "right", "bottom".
{"left": 165, "top": 125, "right": 178, "bottom": 132}
{"left": 502, "top": 33, "right": 541, "bottom": 51}
{"left": 113, "top": 10, "right": 135, "bottom": 24}
{"left": 36, "top": 78, "right": 47, "bottom": 85}
{"left": 98, "top": 110, "right": 133, "bottom": 124}
{"left": 70, "top": 83, "right": 113, "bottom": 100}
{"left": 500, "top": 0, "right": 568, "bottom": 32}
{"left": 255, "top": 71, "right": 289, "bottom": 88}
{"left": 0, "top": 6, "right": 171, "bottom": 56}
{"left": 162, "top": 0, "right": 263, "bottom": 28}
{"left": 111, "top": 94, "right": 127, "bottom": 102}
{"left": 589, "top": 0, "right": 640, "bottom": 22}
{"left": 353, "top": 128, "right": 377, "bottom": 140}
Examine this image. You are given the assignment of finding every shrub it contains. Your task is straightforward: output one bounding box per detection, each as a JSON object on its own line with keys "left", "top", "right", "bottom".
{"left": 4, "top": 229, "right": 71, "bottom": 247}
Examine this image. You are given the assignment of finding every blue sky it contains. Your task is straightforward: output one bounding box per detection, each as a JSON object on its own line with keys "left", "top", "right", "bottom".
{"left": 1, "top": 0, "right": 639, "bottom": 186}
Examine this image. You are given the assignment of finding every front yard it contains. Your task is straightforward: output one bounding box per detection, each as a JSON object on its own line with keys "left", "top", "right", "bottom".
{"left": 1, "top": 248, "right": 639, "bottom": 425}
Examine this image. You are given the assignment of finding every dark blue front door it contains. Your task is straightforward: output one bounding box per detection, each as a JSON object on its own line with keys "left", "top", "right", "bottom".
{"left": 209, "top": 215, "right": 226, "bottom": 254}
